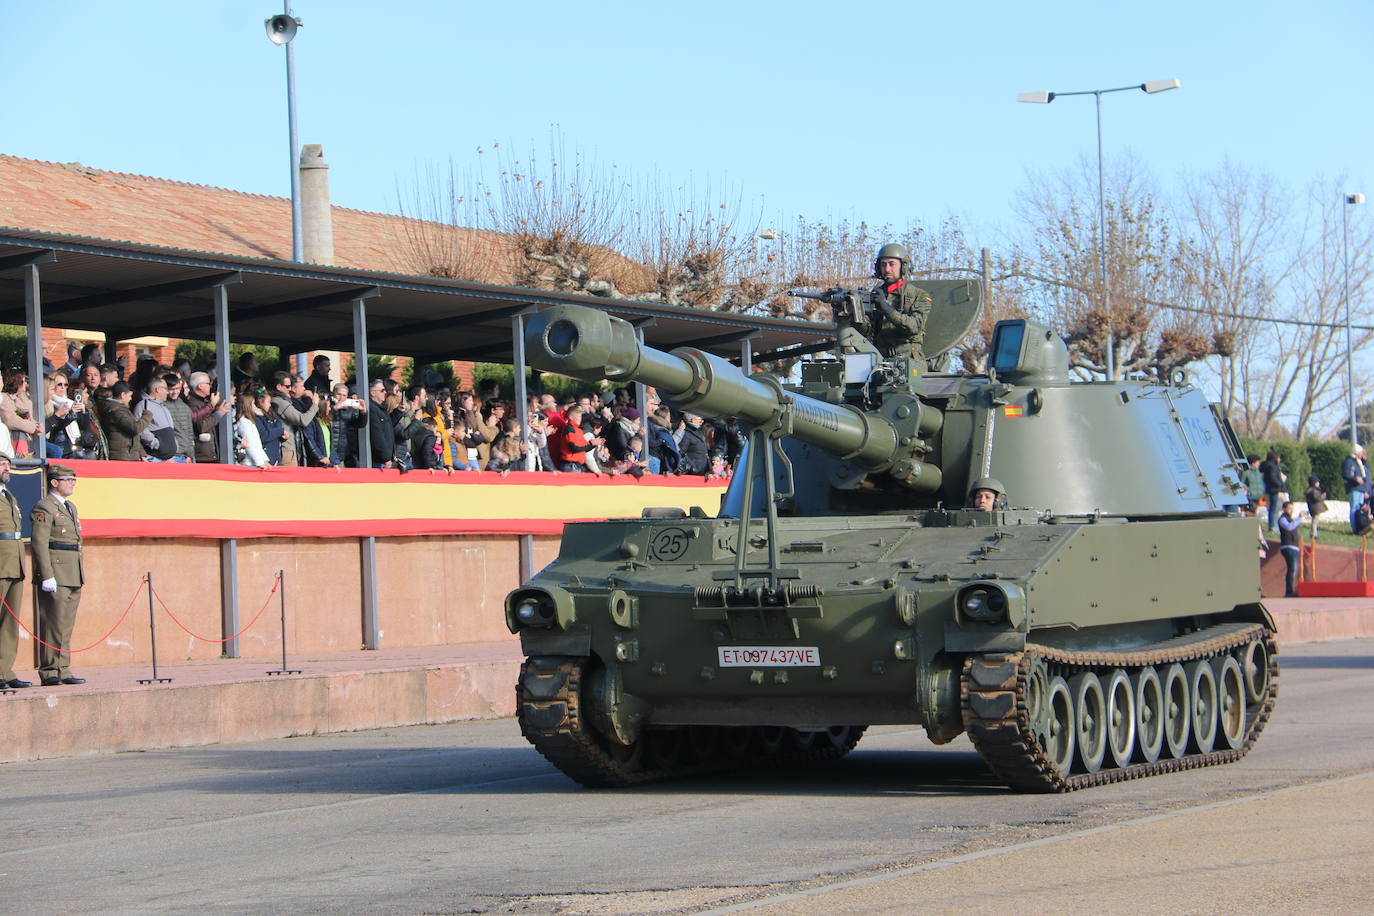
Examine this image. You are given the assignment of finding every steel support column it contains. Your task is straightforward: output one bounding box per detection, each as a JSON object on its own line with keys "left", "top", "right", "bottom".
{"left": 220, "top": 539, "right": 240, "bottom": 658}
{"left": 212, "top": 283, "right": 234, "bottom": 463}
{"left": 352, "top": 294, "right": 380, "bottom": 648}
{"left": 740, "top": 338, "right": 753, "bottom": 374}
{"left": 211, "top": 281, "right": 241, "bottom": 655}
{"left": 24, "top": 264, "right": 46, "bottom": 437}
{"left": 512, "top": 309, "right": 536, "bottom": 581}
{"left": 353, "top": 296, "right": 372, "bottom": 469}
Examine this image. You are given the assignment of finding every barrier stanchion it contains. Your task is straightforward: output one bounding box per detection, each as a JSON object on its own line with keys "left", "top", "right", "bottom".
{"left": 265, "top": 569, "right": 300, "bottom": 676}
{"left": 137, "top": 571, "right": 173, "bottom": 685}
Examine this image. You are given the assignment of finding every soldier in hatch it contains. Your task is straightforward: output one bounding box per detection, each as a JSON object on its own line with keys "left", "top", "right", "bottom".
{"left": 867, "top": 243, "right": 935, "bottom": 360}
{"left": 967, "top": 478, "right": 1006, "bottom": 511}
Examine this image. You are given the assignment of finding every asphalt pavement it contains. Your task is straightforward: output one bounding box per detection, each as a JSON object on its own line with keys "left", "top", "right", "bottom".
{"left": 1, "top": 638, "right": 1370, "bottom": 915}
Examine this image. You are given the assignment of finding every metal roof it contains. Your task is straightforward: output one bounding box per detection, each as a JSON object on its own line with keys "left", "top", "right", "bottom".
{"left": 0, "top": 228, "right": 835, "bottom": 364}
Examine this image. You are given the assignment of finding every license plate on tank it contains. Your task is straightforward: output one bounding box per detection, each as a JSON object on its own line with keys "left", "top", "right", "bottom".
{"left": 718, "top": 647, "right": 821, "bottom": 667}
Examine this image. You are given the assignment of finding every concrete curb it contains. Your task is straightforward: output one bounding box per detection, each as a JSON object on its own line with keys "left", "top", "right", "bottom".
{"left": 0, "top": 658, "right": 519, "bottom": 765}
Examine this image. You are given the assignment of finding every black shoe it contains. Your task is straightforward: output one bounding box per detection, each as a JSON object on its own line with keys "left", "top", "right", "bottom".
{"left": 7, "top": 679, "right": 32, "bottom": 688}
{"left": 40, "top": 677, "right": 60, "bottom": 686}
{"left": 59, "top": 677, "right": 85, "bottom": 685}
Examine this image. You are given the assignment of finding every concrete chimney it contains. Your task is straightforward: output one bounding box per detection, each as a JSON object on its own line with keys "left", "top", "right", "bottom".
{"left": 299, "top": 144, "right": 335, "bottom": 265}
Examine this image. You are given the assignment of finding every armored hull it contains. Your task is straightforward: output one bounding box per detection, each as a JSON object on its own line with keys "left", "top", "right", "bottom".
{"left": 508, "top": 304, "right": 1277, "bottom": 791}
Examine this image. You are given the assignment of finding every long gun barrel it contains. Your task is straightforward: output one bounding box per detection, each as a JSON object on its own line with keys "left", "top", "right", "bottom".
{"left": 525, "top": 306, "right": 942, "bottom": 489}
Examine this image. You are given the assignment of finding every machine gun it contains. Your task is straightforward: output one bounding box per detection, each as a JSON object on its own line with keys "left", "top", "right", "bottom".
{"left": 789, "top": 286, "right": 882, "bottom": 329}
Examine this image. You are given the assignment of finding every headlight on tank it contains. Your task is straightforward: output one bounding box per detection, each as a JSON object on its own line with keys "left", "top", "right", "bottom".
{"left": 957, "top": 584, "right": 1009, "bottom": 623}
{"left": 505, "top": 587, "right": 573, "bottom": 632}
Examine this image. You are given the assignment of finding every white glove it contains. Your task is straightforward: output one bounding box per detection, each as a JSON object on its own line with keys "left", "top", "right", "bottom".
{"left": 40, "top": 577, "right": 57, "bottom": 593}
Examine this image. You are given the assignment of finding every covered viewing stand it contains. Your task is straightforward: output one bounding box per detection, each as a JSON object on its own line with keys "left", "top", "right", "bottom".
{"left": 0, "top": 227, "right": 836, "bottom": 654}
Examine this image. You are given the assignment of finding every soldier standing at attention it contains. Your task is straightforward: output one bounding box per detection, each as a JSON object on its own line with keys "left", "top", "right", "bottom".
{"left": 870, "top": 243, "right": 935, "bottom": 360}
{"left": 0, "top": 452, "right": 31, "bottom": 688}
{"left": 31, "top": 464, "right": 84, "bottom": 686}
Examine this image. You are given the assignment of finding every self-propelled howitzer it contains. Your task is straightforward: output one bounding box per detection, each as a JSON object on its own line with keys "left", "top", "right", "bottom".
{"left": 509, "top": 302, "right": 1277, "bottom": 792}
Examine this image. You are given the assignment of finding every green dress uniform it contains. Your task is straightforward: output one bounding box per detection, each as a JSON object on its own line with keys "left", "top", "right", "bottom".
{"left": 0, "top": 486, "right": 25, "bottom": 683}
{"left": 869, "top": 279, "right": 934, "bottom": 361}
{"left": 31, "top": 491, "right": 83, "bottom": 682}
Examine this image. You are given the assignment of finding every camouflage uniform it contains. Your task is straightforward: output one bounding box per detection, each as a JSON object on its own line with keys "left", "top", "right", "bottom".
{"left": 869, "top": 278, "right": 934, "bottom": 361}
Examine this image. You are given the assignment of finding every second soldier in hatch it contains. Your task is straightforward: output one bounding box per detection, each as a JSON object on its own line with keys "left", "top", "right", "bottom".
{"left": 868, "top": 243, "right": 935, "bottom": 361}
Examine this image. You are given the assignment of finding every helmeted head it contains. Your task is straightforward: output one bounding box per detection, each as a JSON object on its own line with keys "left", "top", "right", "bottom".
{"left": 872, "top": 243, "right": 911, "bottom": 282}
{"left": 968, "top": 477, "right": 1006, "bottom": 511}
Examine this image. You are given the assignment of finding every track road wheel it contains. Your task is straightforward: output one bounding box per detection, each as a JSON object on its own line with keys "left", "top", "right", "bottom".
{"left": 1104, "top": 668, "right": 1137, "bottom": 769}
{"left": 1214, "top": 655, "right": 1247, "bottom": 750}
{"left": 1161, "top": 663, "right": 1191, "bottom": 759}
{"left": 1186, "top": 660, "right": 1218, "bottom": 754}
{"left": 1070, "top": 672, "right": 1107, "bottom": 773}
{"left": 1240, "top": 639, "right": 1271, "bottom": 704}
{"left": 1133, "top": 666, "right": 1164, "bottom": 764}
{"left": 1043, "top": 676, "right": 1076, "bottom": 776}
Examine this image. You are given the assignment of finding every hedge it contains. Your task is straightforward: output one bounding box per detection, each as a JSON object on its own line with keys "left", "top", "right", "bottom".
{"left": 1239, "top": 435, "right": 1356, "bottom": 496}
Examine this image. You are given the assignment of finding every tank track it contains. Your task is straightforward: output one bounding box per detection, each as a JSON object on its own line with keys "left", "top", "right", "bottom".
{"left": 517, "top": 656, "right": 866, "bottom": 788}
{"left": 962, "top": 622, "right": 1279, "bottom": 792}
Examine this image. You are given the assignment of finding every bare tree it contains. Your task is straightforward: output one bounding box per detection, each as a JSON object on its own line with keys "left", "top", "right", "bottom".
{"left": 1013, "top": 159, "right": 1226, "bottom": 380}
{"left": 628, "top": 176, "right": 760, "bottom": 309}
{"left": 391, "top": 161, "right": 507, "bottom": 281}
{"left": 1177, "top": 162, "right": 1295, "bottom": 436}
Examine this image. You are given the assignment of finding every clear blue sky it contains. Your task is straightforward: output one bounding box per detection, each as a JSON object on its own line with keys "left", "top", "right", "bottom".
{"left": 2, "top": 0, "right": 1369, "bottom": 248}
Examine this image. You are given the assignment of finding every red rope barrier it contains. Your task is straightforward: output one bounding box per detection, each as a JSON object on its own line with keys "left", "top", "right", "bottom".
{"left": 0, "top": 579, "right": 145, "bottom": 654}
{"left": 151, "top": 579, "right": 278, "bottom": 643}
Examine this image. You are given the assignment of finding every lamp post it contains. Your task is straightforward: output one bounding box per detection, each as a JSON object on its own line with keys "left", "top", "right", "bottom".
{"left": 1017, "top": 79, "right": 1181, "bottom": 381}
{"left": 265, "top": 6, "right": 304, "bottom": 263}
{"left": 1344, "top": 192, "right": 1365, "bottom": 447}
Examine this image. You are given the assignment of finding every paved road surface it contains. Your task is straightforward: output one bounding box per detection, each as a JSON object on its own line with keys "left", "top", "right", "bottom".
{"left": 1, "top": 638, "right": 1370, "bottom": 915}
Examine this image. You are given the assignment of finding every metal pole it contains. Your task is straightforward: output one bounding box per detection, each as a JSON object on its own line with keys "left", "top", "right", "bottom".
{"left": 267, "top": 568, "right": 301, "bottom": 674}
{"left": 24, "top": 264, "right": 45, "bottom": 438}
{"left": 740, "top": 338, "right": 753, "bottom": 375}
{"left": 1344, "top": 195, "right": 1360, "bottom": 448}
{"left": 360, "top": 537, "right": 379, "bottom": 649}
{"left": 512, "top": 312, "right": 530, "bottom": 470}
{"left": 213, "top": 283, "right": 234, "bottom": 462}
{"left": 1095, "top": 90, "right": 1114, "bottom": 382}
{"left": 220, "top": 539, "right": 240, "bottom": 658}
{"left": 137, "top": 572, "right": 172, "bottom": 684}
{"left": 284, "top": 1, "right": 302, "bottom": 264}
{"left": 353, "top": 296, "right": 372, "bottom": 468}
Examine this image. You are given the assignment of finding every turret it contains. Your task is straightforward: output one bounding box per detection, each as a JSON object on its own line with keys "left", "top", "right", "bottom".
{"left": 526, "top": 305, "right": 945, "bottom": 493}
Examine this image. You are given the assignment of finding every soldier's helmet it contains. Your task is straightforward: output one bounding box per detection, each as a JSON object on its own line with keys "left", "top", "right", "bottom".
{"left": 872, "top": 243, "right": 912, "bottom": 280}
{"left": 968, "top": 477, "right": 1006, "bottom": 499}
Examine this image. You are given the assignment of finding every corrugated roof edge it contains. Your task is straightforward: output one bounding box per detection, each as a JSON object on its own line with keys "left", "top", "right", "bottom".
{"left": 0, "top": 225, "right": 833, "bottom": 333}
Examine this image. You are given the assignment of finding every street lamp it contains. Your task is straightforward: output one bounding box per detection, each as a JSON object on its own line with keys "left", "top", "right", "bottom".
{"left": 1017, "top": 79, "right": 1181, "bottom": 380}
{"left": 265, "top": 6, "right": 304, "bottom": 263}
{"left": 1344, "top": 192, "right": 1364, "bottom": 447}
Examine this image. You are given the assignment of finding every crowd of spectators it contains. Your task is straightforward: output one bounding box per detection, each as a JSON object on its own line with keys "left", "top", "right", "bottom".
{"left": 0, "top": 346, "right": 742, "bottom": 480}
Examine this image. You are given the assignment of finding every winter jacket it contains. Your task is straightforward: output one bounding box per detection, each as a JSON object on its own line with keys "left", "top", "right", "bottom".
{"left": 1341, "top": 455, "right": 1370, "bottom": 495}
{"left": 101, "top": 398, "right": 152, "bottom": 461}
{"left": 163, "top": 395, "right": 196, "bottom": 460}
{"left": 1259, "top": 460, "right": 1285, "bottom": 493}
{"left": 647, "top": 420, "right": 680, "bottom": 474}
{"left": 186, "top": 391, "right": 224, "bottom": 461}
{"left": 675, "top": 423, "right": 710, "bottom": 476}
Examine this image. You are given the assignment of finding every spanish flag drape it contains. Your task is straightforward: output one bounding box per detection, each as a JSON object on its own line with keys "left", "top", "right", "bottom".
{"left": 65, "top": 461, "right": 728, "bottom": 539}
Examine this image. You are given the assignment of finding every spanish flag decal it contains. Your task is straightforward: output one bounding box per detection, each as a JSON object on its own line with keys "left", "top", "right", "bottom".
{"left": 1002, "top": 405, "right": 1024, "bottom": 418}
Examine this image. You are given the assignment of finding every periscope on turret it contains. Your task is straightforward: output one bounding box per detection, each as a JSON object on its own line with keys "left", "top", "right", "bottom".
{"left": 507, "top": 295, "right": 1277, "bottom": 793}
